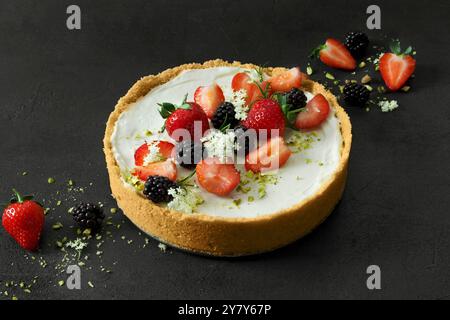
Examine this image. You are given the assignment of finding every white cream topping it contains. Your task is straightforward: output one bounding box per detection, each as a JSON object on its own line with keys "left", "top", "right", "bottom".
{"left": 111, "top": 67, "right": 342, "bottom": 218}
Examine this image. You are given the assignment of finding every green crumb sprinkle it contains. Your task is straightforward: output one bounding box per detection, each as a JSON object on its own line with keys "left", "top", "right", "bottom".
{"left": 319, "top": 162, "right": 324, "bottom": 166}
{"left": 258, "top": 187, "right": 266, "bottom": 199}
{"left": 401, "top": 86, "right": 411, "bottom": 92}
{"left": 82, "top": 229, "right": 92, "bottom": 236}
{"left": 22, "top": 172, "right": 28, "bottom": 176}
{"left": 12, "top": 296, "right": 18, "bottom": 300}
{"left": 365, "top": 107, "right": 370, "bottom": 112}
{"left": 248, "top": 196, "right": 255, "bottom": 202}
{"left": 339, "top": 86, "right": 344, "bottom": 93}
{"left": 52, "top": 222, "right": 63, "bottom": 230}
{"left": 56, "top": 200, "right": 62, "bottom": 206}
{"left": 58, "top": 280, "right": 65, "bottom": 287}
{"left": 47, "top": 177, "right": 55, "bottom": 184}
{"left": 23, "top": 289, "right": 31, "bottom": 294}
{"left": 365, "top": 85, "right": 373, "bottom": 92}
{"left": 351, "top": 79, "right": 357, "bottom": 83}
{"left": 145, "top": 130, "right": 153, "bottom": 136}
{"left": 68, "top": 179, "right": 74, "bottom": 186}
{"left": 88, "top": 281, "right": 94, "bottom": 288}
{"left": 110, "top": 208, "right": 117, "bottom": 214}
{"left": 333, "top": 80, "right": 340, "bottom": 85}
{"left": 306, "top": 66, "right": 313, "bottom": 76}
{"left": 325, "top": 72, "right": 335, "bottom": 80}
{"left": 377, "top": 86, "right": 386, "bottom": 93}
{"left": 359, "top": 61, "right": 366, "bottom": 68}
{"left": 245, "top": 171, "right": 254, "bottom": 179}
{"left": 233, "top": 199, "right": 242, "bottom": 207}
{"left": 305, "top": 158, "right": 313, "bottom": 164}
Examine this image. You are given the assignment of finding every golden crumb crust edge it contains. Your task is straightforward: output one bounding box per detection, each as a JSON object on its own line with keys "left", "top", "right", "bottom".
{"left": 103, "top": 59, "right": 352, "bottom": 256}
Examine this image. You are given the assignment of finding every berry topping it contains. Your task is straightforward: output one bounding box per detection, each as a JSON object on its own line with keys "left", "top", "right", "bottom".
{"left": 242, "top": 98, "right": 286, "bottom": 137}
{"left": 196, "top": 158, "right": 241, "bottom": 196}
{"left": 143, "top": 176, "right": 179, "bottom": 203}
{"left": 343, "top": 83, "right": 370, "bottom": 106}
{"left": 245, "top": 136, "right": 292, "bottom": 173}
{"left": 2, "top": 189, "right": 45, "bottom": 251}
{"left": 344, "top": 31, "right": 369, "bottom": 58}
{"left": 175, "top": 140, "right": 205, "bottom": 170}
{"left": 133, "top": 159, "right": 178, "bottom": 182}
{"left": 211, "top": 102, "right": 240, "bottom": 129}
{"left": 295, "top": 94, "right": 330, "bottom": 129}
{"left": 379, "top": 41, "right": 416, "bottom": 92}
{"left": 158, "top": 96, "right": 210, "bottom": 142}
{"left": 286, "top": 88, "right": 307, "bottom": 109}
{"left": 194, "top": 84, "right": 225, "bottom": 118}
{"left": 72, "top": 203, "right": 105, "bottom": 230}
{"left": 134, "top": 141, "right": 175, "bottom": 166}
{"left": 311, "top": 38, "right": 356, "bottom": 71}
{"left": 231, "top": 72, "right": 270, "bottom": 106}
{"left": 268, "top": 67, "right": 302, "bottom": 93}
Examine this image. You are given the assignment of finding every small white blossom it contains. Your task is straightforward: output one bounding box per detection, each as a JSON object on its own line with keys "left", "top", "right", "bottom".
{"left": 167, "top": 187, "right": 203, "bottom": 214}
{"left": 201, "top": 130, "right": 237, "bottom": 162}
{"left": 231, "top": 89, "right": 249, "bottom": 120}
{"left": 143, "top": 143, "right": 163, "bottom": 165}
{"left": 378, "top": 100, "right": 399, "bottom": 112}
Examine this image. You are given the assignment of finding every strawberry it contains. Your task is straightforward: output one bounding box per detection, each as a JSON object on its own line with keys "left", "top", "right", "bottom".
{"left": 379, "top": 41, "right": 416, "bottom": 92}
{"left": 132, "top": 159, "right": 177, "bottom": 182}
{"left": 311, "top": 38, "right": 356, "bottom": 71}
{"left": 196, "top": 158, "right": 240, "bottom": 196}
{"left": 2, "top": 189, "right": 45, "bottom": 251}
{"left": 268, "top": 67, "right": 302, "bottom": 93}
{"left": 159, "top": 95, "right": 210, "bottom": 142}
{"left": 245, "top": 136, "right": 292, "bottom": 173}
{"left": 242, "top": 98, "right": 286, "bottom": 137}
{"left": 295, "top": 94, "right": 330, "bottom": 129}
{"left": 134, "top": 141, "right": 175, "bottom": 166}
{"left": 194, "top": 84, "right": 225, "bottom": 118}
{"left": 231, "top": 72, "right": 270, "bottom": 106}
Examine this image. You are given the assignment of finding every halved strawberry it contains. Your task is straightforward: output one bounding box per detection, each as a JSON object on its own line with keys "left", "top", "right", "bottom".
{"left": 379, "top": 42, "right": 416, "bottom": 92}
{"left": 231, "top": 72, "right": 257, "bottom": 105}
{"left": 132, "top": 159, "right": 177, "bottom": 182}
{"left": 194, "top": 84, "right": 225, "bottom": 118}
{"left": 311, "top": 38, "right": 356, "bottom": 71}
{"left": 268, "top": 67, "right": 302, "bottom": 93}
{"left": 295, "top": 94, "right": 330, "bottom": 129}
{"left": 245, "top": 136, "right": 292, "bottom": 173}
{"left": 196, "top": 158, "right": 240, "bottom": 196}
{"left": 134, "top": 141, "right": 175, "bottom": 166}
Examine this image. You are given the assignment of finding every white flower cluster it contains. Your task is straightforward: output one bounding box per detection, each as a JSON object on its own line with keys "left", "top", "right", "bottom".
{"left": 378, "top": 100, "right": 399, "bottom": 112}
{"left": 167, "top": 187, "right": 203, "bottom": 214}
{"left": 201, "top": 130, "right": 237, "bottom": 162}
{"left": 143, "top": 143, "right": 163, "bottom": 165}
{"left": 231, "top": 89, "right": 249, "bottom": 120}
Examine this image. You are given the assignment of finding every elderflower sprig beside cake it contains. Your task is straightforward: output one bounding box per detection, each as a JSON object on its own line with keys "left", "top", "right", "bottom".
{"left": 103, "top": 60, "right": 352, "bottom": 256}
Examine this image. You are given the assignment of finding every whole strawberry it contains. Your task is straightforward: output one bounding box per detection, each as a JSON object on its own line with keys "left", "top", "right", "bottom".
{"left": 242, "top": 99, "right": 286, "bottom": 137}
{"left": 158, "top": 95, "right": 210, "bottom": 142}
{"left": 2, "top": 189, "right": 45, "bottom": 251}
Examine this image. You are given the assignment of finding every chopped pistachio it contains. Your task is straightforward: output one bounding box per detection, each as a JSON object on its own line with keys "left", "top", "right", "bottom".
{"left": 23, "top": 289, "right": 31, "bottom": 294}
{"left": 306, "top": 66, "right": 313, "bottom": 76}
{"left": 58, "top": 280, "right": 65, "bottom": 287}
{"left": 22, "top": 172, "right": 28, "bottom": 176}
{"left": 110, "top": 208, "right": 117, "bottom": 214}
{"left": 82, "top": 229, "right": 91, "bottom": 236}
{"left": 401, "top": 86, "right": 411, "bottom": 92}
{"left": 361, "top": 75, "right": 371, "bottom": 84}
{"left": 248, "top": 196, "right": 255, "bottom": 203}
{"left": 358, "top": 61, "right": 366, "bottom": 68}
{"left": 145, "top": 130, "right": 153, "bottom": 136}
{"left": 364, "top": 85, "right": 373, "bottom": 92}
{"left": 56, "top": 200, "right": 62, "bottom": 206}
{"left": 52, "top": 222, "right": 63, "bottom": 230}
{"left": 88, "top": 281, "right": 94, "bottom": 288}
{"left": 325, "top": 72, "right": 335, "bottom": 80}
{"left": 47, "top": 177, "right": 55, "bottom": 184}
{"left": 377, "top": 86, "right": 386, "bottom": 93}
{"left": 68, "top": 179, "right": 74, "bottom": 186}
{"left": 233, "top": 199, "right": 242, "bottom": 207}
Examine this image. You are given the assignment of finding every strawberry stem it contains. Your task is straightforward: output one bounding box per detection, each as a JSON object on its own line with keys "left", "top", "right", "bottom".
{"left": 12, "top": 189, "right": 23, "bottom": 203}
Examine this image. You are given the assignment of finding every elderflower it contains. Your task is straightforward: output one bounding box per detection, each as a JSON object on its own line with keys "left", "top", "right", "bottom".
{"left": 167, "top": 187, "right": 203, "bottom": 214}
{"left": 378, "top": 100, "right": 399, "bottom": 112}
{"left": 143, "top": 143, "right": 163, "bottom": 165}
{"left": 201, "top": 130, "right": 237, "bottom": 162}
{"left": 231, "top": 89, "right": 249, "bottom": 120}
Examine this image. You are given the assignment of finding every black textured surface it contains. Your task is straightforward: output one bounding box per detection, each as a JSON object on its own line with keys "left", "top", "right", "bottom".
{"left": 0, "top": 0, "right": 449, "bottom": 300}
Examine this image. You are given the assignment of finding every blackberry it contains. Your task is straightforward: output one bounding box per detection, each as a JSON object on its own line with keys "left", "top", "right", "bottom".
{"left": 175, "top": 140, "right": 205, "bottom": 170}
{"left": 234, "top": 124, "right": 257, "bottom": 155}
{"left": 212, "top": 102, "right": 239, "bottom": 129}
{"left": 343, "top": 83, "right": 370, "bottom": 106}
{"left": 344, "top": 31, "right": 369, "bottom": 58}
{"left": 72, "top": 203, "right": 105, "bottom": 230}
{"left": 143, "top": 176, "right": 178, "bottom": 203}
{"left": 286, "top": 88, "right": 307, "bottom": 109}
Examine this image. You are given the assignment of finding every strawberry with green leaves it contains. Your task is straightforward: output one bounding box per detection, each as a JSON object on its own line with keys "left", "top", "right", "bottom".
{"left": 158, "top": 95, "right": 210, "bottom": 142}
{"left": 311, "top": 38, "right": 356, "bottom": 71}
{"left": 2, "top": 189, "right": 45, "bottom": 251}
{"left": 379, "top": 41, "right": 416, "bottom": 92}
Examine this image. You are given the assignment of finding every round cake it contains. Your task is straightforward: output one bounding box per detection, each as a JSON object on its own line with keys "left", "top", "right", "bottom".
{"left": 103, "top": 60, "right": 352, "bottom": 256}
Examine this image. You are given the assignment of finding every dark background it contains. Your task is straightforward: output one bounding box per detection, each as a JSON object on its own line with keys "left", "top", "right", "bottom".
{"left": 0, "top": 0, "right": 449, "bottom": 300}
